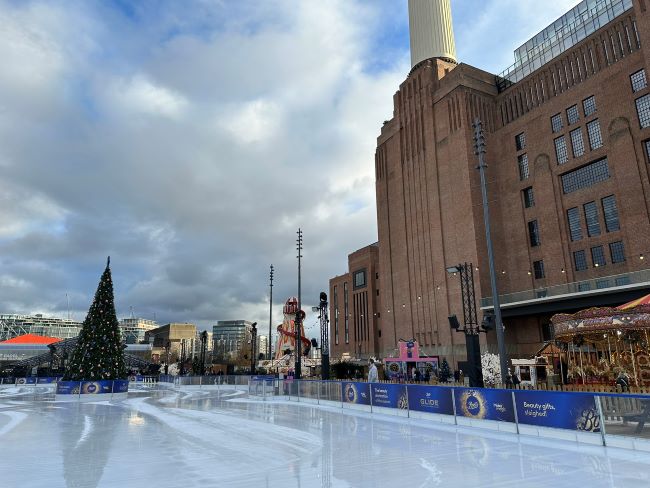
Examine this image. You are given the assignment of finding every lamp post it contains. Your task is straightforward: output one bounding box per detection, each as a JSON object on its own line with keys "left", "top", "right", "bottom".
{"left": 473, "top": 118, "right": 508, "bottom": 384}
{"left": 319, "top": 292, "right": 330, "bottom": 380}
{"left": 200, "top": 331, "right": 208, "bottom": 375}
{"left": 268, "top": 265, "right": 274, "bottom": 360}
{"left": 446, "top": 263, "right": 486, "bottom": 387}
{"left": 250, "top": 322, "right": 257, "bottom": 374}
{"left": 295, "top": 228, "right": 303, "bottom": 379}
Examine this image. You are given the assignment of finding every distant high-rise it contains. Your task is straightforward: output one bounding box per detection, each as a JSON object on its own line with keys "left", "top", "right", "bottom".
{"left": 408, "top": 0, "right": 456, "bottom": 67}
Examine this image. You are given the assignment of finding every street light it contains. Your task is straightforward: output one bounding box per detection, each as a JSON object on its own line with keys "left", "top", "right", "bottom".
{"left": 200, "top": 331, "right": 208, "bottom": 375}
{"left": 250, "top": 322, "right": 257, "bottom": 375}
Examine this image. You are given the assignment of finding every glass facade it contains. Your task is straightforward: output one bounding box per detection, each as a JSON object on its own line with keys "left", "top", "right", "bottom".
{"left": 583, "top": 96, "right": 597, "bottom": 116}
{"left": 353, "top": 269, "right": 366, "bottom": 289}
{"left": 574, "top": 250, "right": 588, "bottom": 271}
{"left": 561, "top": 158, "right": 610, "bottom": 193}
{"left": 584, "top": 201, "right": 601, "bottom": 236}
{"left": 636, "top": 94, "right": 650, "bottom": 128}
{"left": 570, "top": 128, "right": 585, "bottom": 157}
{"left": 631, "top": 69, "right": 647, "bottom": 92}
{"left": 610, "top": 241, "right": 626, "bottom": 263}
{"left": 555, "top": 136, "right": 569, "bottom": 164}
{"left": 518, "top": 154, "right": 530, "bottom": 180}
{"left": 567, "top": 207, "right": 583, "bottom": 241}
{"left": 496, "top": 0, "right": 634, "bottom": 90}
{"left": 587, "top": 119, "right": 603, "bottom": 149}
{"left": 523, "top": 187, "right": 535, "bottom": 208}
{"left": 601, "top": 195, "right": 620, "bottom": 232}
{"left": 591, "top": 245, "right": 606, "bottom": 267}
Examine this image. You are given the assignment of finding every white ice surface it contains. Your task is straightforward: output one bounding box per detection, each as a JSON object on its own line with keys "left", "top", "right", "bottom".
{"left": 0, "top": 384, "right": 649, "bottom": 487}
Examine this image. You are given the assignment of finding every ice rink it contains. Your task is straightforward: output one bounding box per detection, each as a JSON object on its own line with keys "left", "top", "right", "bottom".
{"left": 1, "top": 384, "right": 650, "bottom": 488}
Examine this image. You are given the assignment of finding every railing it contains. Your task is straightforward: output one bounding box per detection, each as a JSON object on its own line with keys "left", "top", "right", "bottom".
{"left": 481, "top": 268, "right": 650, "bottom": 308}
{"left": 249, "top": 378, "right": 650, "bottom": 450}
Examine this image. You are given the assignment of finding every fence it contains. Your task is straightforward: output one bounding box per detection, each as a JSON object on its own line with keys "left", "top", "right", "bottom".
{"left": 250, "top": 378, "right": 650, "bottom": 451}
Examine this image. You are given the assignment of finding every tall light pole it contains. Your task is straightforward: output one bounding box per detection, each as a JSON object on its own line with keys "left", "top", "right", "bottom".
{"left": 295, "top": 228, "right": 303, "bottom": 379}
{"left": 473, "top": 118, "right": 508, "bottom": 384}
{"left": 250, "top": 322, "right": 257, "bottom": 374}
{"left": 319, "top": 292, "right": 330, "bottom": 380}
{"left": 269, "top": 265, "right": 274, "bottom": 360}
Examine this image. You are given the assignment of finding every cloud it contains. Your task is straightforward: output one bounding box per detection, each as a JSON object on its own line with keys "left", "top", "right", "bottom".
{"left": 0, "top": 0, "right": 585, "bottom": 339}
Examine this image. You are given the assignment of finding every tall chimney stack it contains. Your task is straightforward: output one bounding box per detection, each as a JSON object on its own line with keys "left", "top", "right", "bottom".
{"left": 408, "top": 0, "right": 457, "bottom": 68}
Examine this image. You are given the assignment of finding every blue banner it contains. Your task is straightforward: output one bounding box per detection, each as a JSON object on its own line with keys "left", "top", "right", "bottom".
{"left": 113, "top": 380, "right": 129, "bottom": 393}
{"left": 36, "top": 377, "right": 57, "bottom": 384}
{"left": 56, "top": 381, "right": 82, "bottom": 394}
{"left": 454, "top": 387, "right": 515, "bottom": 422}
{"left": 514, "top": 390, "right": 600, "bottom": 432}
{"left": 341, "top": 382, "right": 370, "bottom": 405}
{"left": 80, "top": 380, "right": 113, "bottom": 394}
{"left": 370, "top": 383, "right": 408, "bottom": 409}
{"left": 407, "top": 385, "right": 454, "bottom": 415}
{"left": 16, "top": 377, "right": 36, "bottom": 385}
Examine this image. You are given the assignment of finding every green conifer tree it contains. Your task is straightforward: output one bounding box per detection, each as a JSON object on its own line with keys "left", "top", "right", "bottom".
{"left": 63, "top": 258, "right": 127, "bottom": 380}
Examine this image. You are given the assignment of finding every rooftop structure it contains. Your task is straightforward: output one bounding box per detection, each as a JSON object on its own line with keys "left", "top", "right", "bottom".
{"left": 0, "top": 314, "right": 82, "bottom": 342}
{"left": 119, "top": 317, "right": 159, "bottom": 344}
{"left": 408, "top": 0, "right": 456, "bottom": 67}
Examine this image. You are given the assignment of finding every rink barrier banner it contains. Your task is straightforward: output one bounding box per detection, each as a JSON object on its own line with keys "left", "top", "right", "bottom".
{"left": 16, "top": 377, "right": 37, "bottom": 385}
{"left": 370, "top": 383, "right": 408, "bottom": 409}
{"left": 407, "top": 385, "right": 454, "bottom": 415}
{"left": 113, "top": 380, "right": 129, "bottom": 393}
{"left": 454, "top": 387, "right": 515, "bottom": 422}
{"left": 341, "top": 382, "right": 370, "bottom": 405}
{"left": 56, "top": 381, "right": 82, "bottom": 394}
{"left": 56, "top": 379, "right": 129, "bottom": 395}
{"left": 514, "top": 390, "right": 600, "bottom": 432}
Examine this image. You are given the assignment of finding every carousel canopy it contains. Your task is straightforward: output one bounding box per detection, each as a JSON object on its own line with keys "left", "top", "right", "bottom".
{"left": 617, "top": 293, "right": 650, "bottom": 310}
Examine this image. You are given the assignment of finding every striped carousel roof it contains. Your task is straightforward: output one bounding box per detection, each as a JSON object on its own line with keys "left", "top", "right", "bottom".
{"left": 617, "top": 293, "right": 650, "bottom": 310}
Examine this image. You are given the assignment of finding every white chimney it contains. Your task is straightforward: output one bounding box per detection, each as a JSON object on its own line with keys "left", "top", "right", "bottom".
{"left": 408, "top": 0, "right": 457, "bottom": 68}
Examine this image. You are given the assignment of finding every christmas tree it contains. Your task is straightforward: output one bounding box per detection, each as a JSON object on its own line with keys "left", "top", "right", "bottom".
{"left": 438, "top": 358, "right": 451, "bottom": 382}
{"left": 63, "top": 257, "right": 127, "bottom": 381}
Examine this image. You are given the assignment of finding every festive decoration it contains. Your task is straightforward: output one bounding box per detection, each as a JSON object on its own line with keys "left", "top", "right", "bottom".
{"left": 481, "top": 353, "right": 502, "bottom": 387}
{"left": 63, "top": 257, "right": 127, "bottom": 381}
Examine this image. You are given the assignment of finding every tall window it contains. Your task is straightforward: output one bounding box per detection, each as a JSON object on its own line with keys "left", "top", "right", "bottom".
{"left": 570, "top": 128, "right": 585, "bottom": 157}
{"left": 523, "top": 187, "right": 535, "bottom": 208}
{"left": 561, "top": 158, "right": 610, "bottom": 194}
{"left": 555, "top": 136, "right": 569, "bottom": 164}
{"left": 567, "top": 207, "right": 582, "bottom": 241}
{"left": 587, "top": 119, "right": 603, "bottom": 149}
{"left": 601, "top": 195, "right": 620, "bottom": 232}
{"left": 636, "top": 94, "right": 650, "bottom": 128}
{"left": 353, "top": 269, "right": 366, "bottom": 289}
{"left": 574, "top": 250, "right": 588, "bottom": 271}
{"left": 518, "top": 154, "right": 529, "bottom": 180}
{"left": 528, "top": 220, "right": 541, "bottom": 247}
{"left": 631, "top": 69, "right": 648, "bottom": 92}
{"left": 567, "top": 105, "right": 579, "bottom": 125}
{"left": 333, "top": 285, "right": 339, "bottom": 345}
{"left": 583, "top": 96, "right": 596, "bottom": 117}
{"left": 610, "top": 241, "right": 626, "bottom": 263}
{"left": 609, "top": 241, "right": 625, "bottom": 264}
{"left": 515, "top": 132, "right": 526, "bottom": 151}
{"left": 533, "top": 260, "right": 545, "bottom": 279}
{"left": 343, "top": 282, "right": 349, "bottom": 344}
{"left": 591, "top": 245, "right": 606, "bottom": 267}
{"left": 583, "top": 201, "right": 601, "bottom": 236}
{"left": 645, "top": 140, "right": 650, "bottom": 162}
{"left": 551, "top": 113, "right": 563, "bottom": 133}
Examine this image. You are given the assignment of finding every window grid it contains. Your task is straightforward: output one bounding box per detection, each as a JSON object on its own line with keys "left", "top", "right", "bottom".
{"left": 518, "top": 154, "right": 529, "bottom": 180}
{"left": 528, "top": 220, "right": 541, "bottom": 247}
{"left": 515, "top": 132, "right": 526, "bottom": 151}
{"left": 636, "top": 94, "right": 650, "bottom": 128}
{"left": 610, "top": 241, "right": 626, "bottom": 263}
{"left": 533, "top": 260, "right": 545, "bottom": 279}
{"left": 645, "top": 140, "right": 650, "bottom": 162}
{"left": 561, "top": 158, "right": 610, "bottom": 194}
{"left": 551, "top": 113, "right": 563, "bottom": 133}
{"left": 574, "top": 250, "right": 588, "bottom": 271}
{"left": 570, "top": 128, "right": 585, "bottom": 157}
{"left": 591, "top": 245, "right": 606, "bottom": 267}
{"left": 523, "top": 187, "right": 535, "bottom": 208}
{"left": 567, "top": 207, "right": 582, "bottom": 241}
{"left": 583, "top": 201, "right": 601, "bottom": 237}
{"left": 567, "top": 105, "right": 580, "bottom": 125}
{"left": 601, "top": 195, "right": 620, "bottom": 232}
{"left": 555, "top": 136, "right": 569, "bottom": 164}
{"left": 583, "top": 96, "right": 596, "bottom": 117}
{"left": 631, "top": 69, "right": 648, "bottom": 92}
{"left": 587, "top": 119, "right": 603, "bottom": 150}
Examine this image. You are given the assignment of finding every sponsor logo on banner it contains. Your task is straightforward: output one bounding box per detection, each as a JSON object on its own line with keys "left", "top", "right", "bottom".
{"left": 371, "top": 383, "right": 408, "bottom": 409}
{"left": 514, "top": 390, "right": 600, "bottom": 432}
{"left": 341, "top": 382, "right": 370, "bottom": 405}
{"left": 454, "top": 388, "right": 515, "bottom": 422}
{"left": 407, "top": 385, "right": 454, "bottom": 415}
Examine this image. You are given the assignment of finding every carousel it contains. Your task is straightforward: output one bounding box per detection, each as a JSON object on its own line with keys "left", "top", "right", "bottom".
{"left": 550, "top": 293, "right": 650, "bottom": 387}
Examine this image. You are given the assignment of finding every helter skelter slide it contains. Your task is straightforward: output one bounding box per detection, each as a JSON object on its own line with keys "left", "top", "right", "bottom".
{"left": 275, "top": 297, "right": 311, "bottom": 359}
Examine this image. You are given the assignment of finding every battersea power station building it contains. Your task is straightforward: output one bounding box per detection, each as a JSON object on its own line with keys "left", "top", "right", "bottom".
{"left": 329, "top": 0, "right": 650, "bottom": 368}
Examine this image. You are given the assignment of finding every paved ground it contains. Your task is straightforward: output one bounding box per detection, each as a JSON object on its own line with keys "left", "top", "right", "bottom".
{"left": 1, "top": 384, "right": 650, "bottom": 487}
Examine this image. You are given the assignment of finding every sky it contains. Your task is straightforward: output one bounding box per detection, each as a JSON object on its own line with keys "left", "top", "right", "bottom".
{"left": 0, "top": 0, "right": 581, "bottom": 338}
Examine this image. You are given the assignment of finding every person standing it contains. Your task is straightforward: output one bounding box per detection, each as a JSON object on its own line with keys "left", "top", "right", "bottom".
{"left": 368, "top": 358, "right": 378, "bottom": 383}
